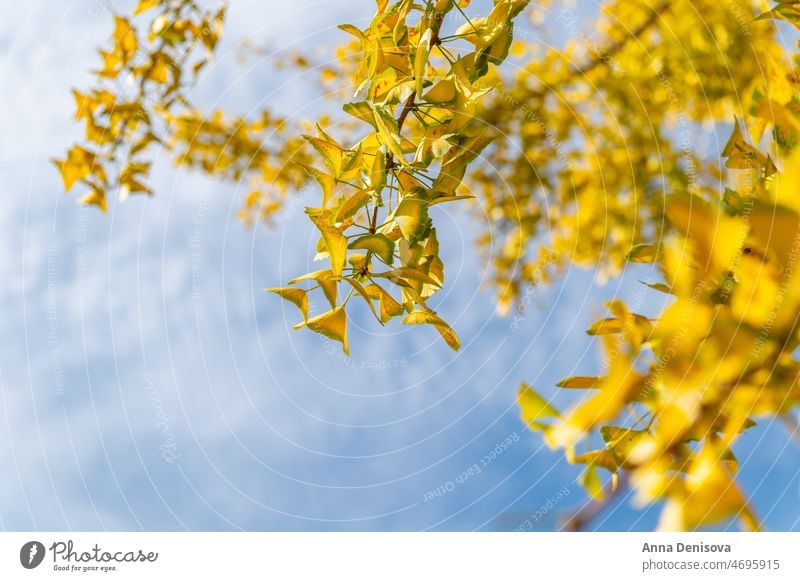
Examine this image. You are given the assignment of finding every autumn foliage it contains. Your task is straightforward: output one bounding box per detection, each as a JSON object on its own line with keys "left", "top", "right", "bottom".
{"left": 57, "top": 0, "right": 800, "bottom": 530}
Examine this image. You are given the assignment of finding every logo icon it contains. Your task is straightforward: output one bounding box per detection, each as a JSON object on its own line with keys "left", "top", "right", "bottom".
{"left": 20, "top": 541, "right": 45, "bottom": 569}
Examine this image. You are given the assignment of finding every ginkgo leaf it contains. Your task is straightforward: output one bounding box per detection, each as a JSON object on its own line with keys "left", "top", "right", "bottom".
{"left": 414, "top": 29, "right": 432, "bottom": 96}
{"left": 423, "top": 79, "right": 457, "bottom": 104}
{"left": 665, "top": 193, "right": 747, "bottom": 275}
{"left": 303, "top": 133, "right": 343, "bottom": 177}
{"left": 349, "top": 234, "right": 394, "bottom": 265}
{"left": 600, "top": 426, "right": 655, "bottom": 468}
{"left": 365, "top": 283, "right": 405, "bottom": 323}
{"left": 747, "top": 202, "right": 800, "bottom": 269}
{"left": 134, "top": 0, "right": 161, "bottom": 15}
{"left": 556, "top": 376, "right": 600, "bottom": 389}
{"left": 335, "top": 188, "right": 372, "bottom": 224}
{"left": 580, "top": 465, "right": 604, "bottom": 502}
{"left": 627, "top": 244, "right": 657, "bottom": 263}
{"left": 343, "top": 277, "right": 382, "bottom": 323}
{"left": 267, "top": 287, "right": 308, "bottom": 322}
{"left": 517, "top": 383, "right": 559, "bottom": 430}
{"left": 80, "top": 187, "right": 107, "bottom": 212}
{"left": 308, "top": 212, "right": 348, "bottom": 276}
{"left": 373, "top": 267, "right": 441, "bottom": 287}
{"left": 297, "top": 164, "right": 336, "bottom": 209}
{"left": 288, "top": 269, "right": 335, "bottom": 284}
{"left": 342, "top": 101, "right": 377, "bottom": 128}
{"left": 295, "top": 306, "right": 349, "bottom": 354}
{"left": 574, "top": 450, "right": 618, "bottom": 473}
{"left": 394, "top": 196, "right": 429, "bottom": 242}
{"left": 640, "top": 280, "right": 673, "bottom": 294}
{"left": 428, "top": 194, "right": 475, "bottom": 206}
{"left": 370, "top": 145, "right": 387, "bottom": 195}
{"left": 402, "top": 309, "right": 460, "bottom": 350}
{"left": 113, "top": 17, "right": 138, "bottom": 55}
{"left": 372, "top": 105, "right": 409, "bottom": 166}
{"left": 54, "top": 146, "right": 96, "bottom": 191}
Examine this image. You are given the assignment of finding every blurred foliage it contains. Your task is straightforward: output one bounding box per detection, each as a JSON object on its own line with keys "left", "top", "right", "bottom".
{"left": 57, "top": 0, "right": 800, "bottom": 530}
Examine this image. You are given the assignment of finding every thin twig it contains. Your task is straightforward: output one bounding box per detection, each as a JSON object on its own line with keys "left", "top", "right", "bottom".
{"left": 560, "top": 472, "right": 630, "bottom": 531}
{"left": 573, "top": 1, "right": 671, "bottom": 77}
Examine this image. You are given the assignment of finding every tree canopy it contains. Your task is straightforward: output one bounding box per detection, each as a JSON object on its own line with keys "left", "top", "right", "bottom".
{"left": 56, "top": 0, "right": 800, "bottom": 531}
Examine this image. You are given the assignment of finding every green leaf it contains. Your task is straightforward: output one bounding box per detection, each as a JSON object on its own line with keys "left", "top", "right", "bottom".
{"left": 266, "top": 287, "right": 308, "bottom": 322}
{"left": 349, "top": 234, "right": 394, "bottom": 265}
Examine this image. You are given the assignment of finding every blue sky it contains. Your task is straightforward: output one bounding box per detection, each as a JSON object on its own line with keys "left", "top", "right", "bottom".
{"left": 0, "top": 0, "right": 798, "bottom": 531}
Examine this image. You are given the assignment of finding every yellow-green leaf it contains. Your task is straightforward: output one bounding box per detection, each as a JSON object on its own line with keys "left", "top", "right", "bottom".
{"left": 349, "top": 234, "right": 394, "bottom": 265}
{"left": 394, "top": 196, "right": 429, "bottom": 241}
{"left": 627, "top": 244, "right": 657, "bottom": 263}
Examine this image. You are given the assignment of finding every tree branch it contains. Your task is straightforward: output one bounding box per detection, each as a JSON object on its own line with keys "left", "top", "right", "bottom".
{"left": 573, "top": 1, "right": 671, "bottom": 77}
{"left": 560, "top": 472, "right": 630, "bottom": 531}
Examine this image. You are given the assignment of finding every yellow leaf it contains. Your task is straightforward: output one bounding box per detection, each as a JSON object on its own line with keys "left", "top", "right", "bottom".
{"left": 80, "top": 187, "right": 107, "bottom": 212}
{"left": 134, "top": 0, "right": 161, "bottom": 15}
{"left": 267, "top": 287, "right": 308, "bottom": 322}
{"left": 517, "top": 383, "right": 559, "bottom": 428}
{"left": 295, "top": 307, "right": 349, "bottom": 355}
{"left": 297, "top": 164, "right": 336, "bottom": 208}
{"left": 54, "top": 146, "right": 96, "bottom": 191}
{"left": 402, "top": 309, "right": 460, "bottom": 350}
{"left": 343, "top": 277, "right": 382, "bottom": 323}
{"left": 414, "top": 29, "right": 432, "bottom": 96}
{"left": 308, "top": 212, "right": 348, "bottom": 276}
{"left": 365, "top": 283, "right": 404, "bottom": 323}
{"left": 423, "top": 79, "right": 457, "bottom": 104}
{"left": 580, "top": 465, "right": 604, "bottom": 502}
{"left": 665, "top": 193, "right": 747, "bottom": 276}
{"left": 335, "top": 188, "right": 371, "bottom": 224}
{"left": 113, "top": 17, "right": 138, "bottom": 55}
